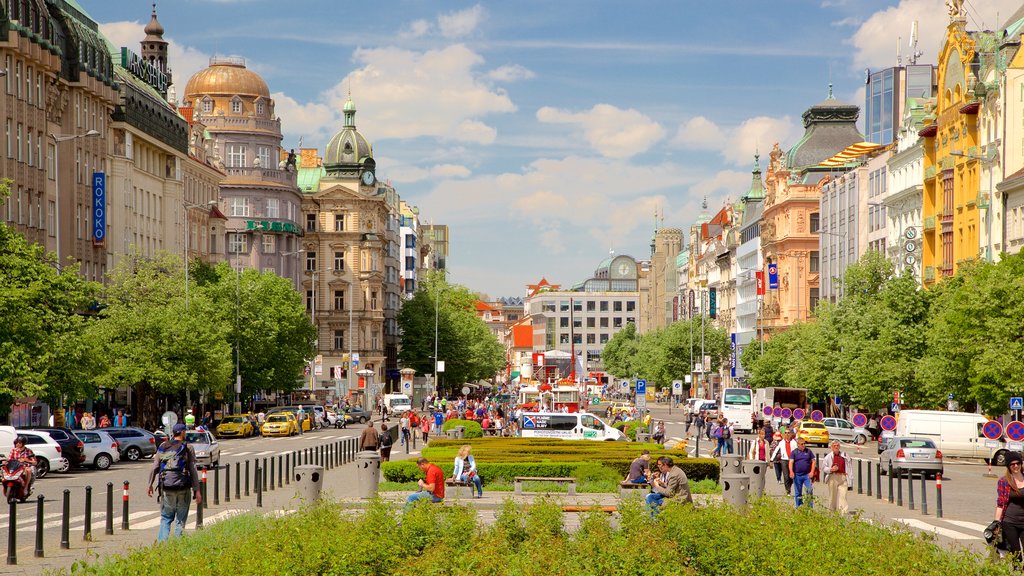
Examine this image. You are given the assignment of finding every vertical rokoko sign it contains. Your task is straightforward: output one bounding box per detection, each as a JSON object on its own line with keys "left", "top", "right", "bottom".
{"left": 92, "top": 172, "right": 106, "bottom": 246}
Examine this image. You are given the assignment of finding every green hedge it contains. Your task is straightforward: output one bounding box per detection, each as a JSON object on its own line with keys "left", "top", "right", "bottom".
{"left": 440, "top": 418, "right": 483, "bottom": 439}
{"left": 74, "top": 498, "right": 1011, "bottom": 575}
{"left": 381, "top": 458, "right": 719, "bottom": 484}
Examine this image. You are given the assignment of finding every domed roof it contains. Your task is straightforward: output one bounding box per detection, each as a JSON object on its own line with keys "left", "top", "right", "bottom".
{"left": 184, "top": 57, "right": 270, "bottom": 100}
{"left": 324, "top": 97, "right": 373, "bottom": 171}
{"left": 144, "top": 4, "right": 165, "bottom": 38}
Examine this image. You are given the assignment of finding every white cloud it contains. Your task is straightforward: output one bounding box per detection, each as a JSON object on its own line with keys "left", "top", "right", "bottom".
{"left": 270, "top": 92, "right": 338, "bottom": 146}
{"left": 672, "top": 115, "right": 801, "bottom": 167}
{"left": 536, "top": 104, "right": 666, "bottom": 159}
{"left": 386, "top": 162, "right": 472, "bottom": 183}
{"left": 401, "top": 19, "right": 431, "bottom": 39}
{"left": 98, "top": 21, "right": 210, "bottom": 97}
{"left": 486, "top": 64, "right": 536, "bottom": 82}
{"left": 691, "top": 170, "right": 754, "bottom": 200}
{"left": 438, "top": 5, "right": 484, "bottom": 38}
{"left": 849, "top": 0, "right": 1020, "bottom": 71}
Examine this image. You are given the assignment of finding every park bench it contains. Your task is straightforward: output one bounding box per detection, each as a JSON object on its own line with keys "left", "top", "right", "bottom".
{"left": 618, "top": 480, "right": 649, "bottom": 497}
{"left": 444, "top": 478, "right": 474, "bottom": 499}
{"left": 514, "top": 476, "right": 577, "bottom": 496}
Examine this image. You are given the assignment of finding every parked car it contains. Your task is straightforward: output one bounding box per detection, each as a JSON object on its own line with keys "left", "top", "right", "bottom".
{"left": 184, "top": 430, "right": 220, "bottom": 468}
{"left": 604, "top": 402, "right": 635, "bottom": 418}
{"left": 99, "top": 427, "right": 157, "bottom": 461}
{"left": 822, "top": 417, "right": 870, "bottom": 445}
{"left": 216, "top": 415, "right": 255, "bottom": 438}
{"left": 267, "top": 406, "right": 312, "bottom": 431}
{"left": 261, "top": 414, "right": 298, "bottom": 437}
{"left": 879, "top": 436, "right": 943, "bottom": 477}
{"left": 342, "top": 406, "right": 371, "bottom": 425}
{"left": 21, "top": 427, "right": 86, "bottom": 467}
{"left": 795, "top": 421, "right": 830, "bottom": 447}
{"left": 74, "top": 430, "right": 121, "bottom": 470}
{"left": 15, "top": 430, "right": 69, "bottom": 478}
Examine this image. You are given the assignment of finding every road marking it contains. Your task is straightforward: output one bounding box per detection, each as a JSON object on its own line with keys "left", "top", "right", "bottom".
{"left": 230, "top": 451, "right": 254, "bottom": 457}
{"left": 896, "top": 518, "right": 981, "bottom": 540}
{"left": 253, "top": 451, "right": 277, "bottom": 456}
{"left": 941, "top": 519, "right": 989, "bottom": 532}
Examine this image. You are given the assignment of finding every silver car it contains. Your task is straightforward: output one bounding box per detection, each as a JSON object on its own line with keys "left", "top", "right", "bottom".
{"left": 822, "top": 417, "right": 870, "bottom": 445}
{"left": 184, "top": 430, "right": 220, "bottom": 468}
{"left": 879, "top": 436, "right": 943, "bottom": 477}
{"left": 74, "top": 430, "right": 122, "bottom": 470}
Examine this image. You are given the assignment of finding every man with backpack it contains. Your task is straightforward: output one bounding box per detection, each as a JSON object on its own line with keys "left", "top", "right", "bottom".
{"left": 147, "top": 423, "right": 202, "bottom": 542}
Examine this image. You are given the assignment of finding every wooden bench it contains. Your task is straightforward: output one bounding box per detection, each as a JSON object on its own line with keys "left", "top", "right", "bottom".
{"left": 445, "top": 479, "right": 474, "bottom": 499}
{"left": 618, "top": 480, "right": 649, "bottom": 497}
{"left": 514, "top": 476, "right": 577, "bottom": 496}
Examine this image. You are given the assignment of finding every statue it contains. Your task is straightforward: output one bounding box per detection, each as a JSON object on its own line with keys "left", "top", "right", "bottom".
{"left": 946, "top": 0, "right": 964, "bottom": 19}
{"left": 285, "top": 149, "right": 297, "bottom": 172}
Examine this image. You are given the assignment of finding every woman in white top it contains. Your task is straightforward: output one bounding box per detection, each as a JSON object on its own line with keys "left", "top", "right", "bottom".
{"left": 452, "top": 444, "right": 483, "bottom": 498}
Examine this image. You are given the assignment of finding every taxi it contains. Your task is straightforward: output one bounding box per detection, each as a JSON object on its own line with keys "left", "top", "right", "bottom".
{"left": 216, "top": 414, "right": 255, "bottom": 438}
{"left": 796, "top": 421, "right": 830, "bottom": 446}
{"left": 261, "top": 413, "right": 298, "bottom": 437}
{"left": 605, "top": 402, "right": 636, "bottom": 417}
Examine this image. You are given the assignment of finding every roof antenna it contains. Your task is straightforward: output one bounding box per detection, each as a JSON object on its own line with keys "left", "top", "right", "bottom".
{"left": 909, "top": 21, "right": 922, "bottom": 65}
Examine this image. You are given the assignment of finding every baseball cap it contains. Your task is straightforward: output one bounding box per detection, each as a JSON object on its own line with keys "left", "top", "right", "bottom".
{"left": 172, "top": 423, "right": 187, "bottom": 434}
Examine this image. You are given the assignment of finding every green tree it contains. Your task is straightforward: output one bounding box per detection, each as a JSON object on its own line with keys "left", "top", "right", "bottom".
{"left": 0, "top": 182, "right": 100, "bottom": 406}
{"left": 397, "top": 272, "right": 504, "bottom": 393}
{"left": 197, "top": 263, "right": 315, "bottom": 400}
{"left": 87, "top": 252, "right": 233, "bottom": 427}
{"left": 602, "top": 322, "right": 641, "bottom": 378}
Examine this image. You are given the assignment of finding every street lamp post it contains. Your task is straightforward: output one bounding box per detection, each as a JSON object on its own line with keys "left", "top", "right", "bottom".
{"left": 49, "top": 130, "right": 100, "bottom": 268}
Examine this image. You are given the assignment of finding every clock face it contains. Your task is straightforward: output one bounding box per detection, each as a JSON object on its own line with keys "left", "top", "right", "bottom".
{"left": 361, "top": 171, "right": 375, "bottom": 186}
{"left": 618, "top": 263, "right": 631, "bottom": 277}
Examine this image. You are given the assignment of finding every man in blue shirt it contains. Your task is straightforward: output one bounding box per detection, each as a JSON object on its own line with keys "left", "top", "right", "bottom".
{"left": 788, "top": 437, "right": 817, "bottom": 508}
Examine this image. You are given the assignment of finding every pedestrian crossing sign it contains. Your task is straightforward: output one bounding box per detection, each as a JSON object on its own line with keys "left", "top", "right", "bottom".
{"left": 1011, "top": 397, "right": 1023, "bottom": 411}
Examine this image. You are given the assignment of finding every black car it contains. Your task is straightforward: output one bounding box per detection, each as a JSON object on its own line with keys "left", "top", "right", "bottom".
{"left": 343, "top": 406, "right": 372, "bottom": 425}
{"left": 21, "top": 427, "right": 86, "bottom": 466}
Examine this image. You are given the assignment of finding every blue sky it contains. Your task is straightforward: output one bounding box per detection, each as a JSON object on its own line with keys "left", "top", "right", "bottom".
{"left": 89, "top": 0, "right": 1016, "bottom": 298}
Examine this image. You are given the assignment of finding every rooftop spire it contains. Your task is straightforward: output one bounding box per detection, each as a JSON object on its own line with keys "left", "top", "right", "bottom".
{"left": 144, "top": 2, "right": 165, "bottom": 38}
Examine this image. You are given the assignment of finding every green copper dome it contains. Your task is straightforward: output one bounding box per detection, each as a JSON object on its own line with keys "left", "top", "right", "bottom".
{"left": 323, "top": 96, "right": 373, "bottom": 173}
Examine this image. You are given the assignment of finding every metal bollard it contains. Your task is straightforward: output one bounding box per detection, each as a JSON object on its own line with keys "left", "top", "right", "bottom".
{"left": 908, "top": 469, "right": 915, "bottom": 510}
{"left": 936, "top": 473, "right": 943, "bottom": 518}
{"left": 920, "top": 473, "right": 928, "bottom": 515}
{"left": 214, "top": 464, "right": 220, "bottom": 506}
{"left": 270, "top": 457, "right": 275, "bottom": 491}
{"left": 61, "top": 489, "right": 70, "bottom": 549}
{"left": 201, "top": 468, "right": 208, "bottom": 512}
{"left": 285, "top": 453, "right": 290, "bottom": 485}
{"left": 196, "top": 479, "right": 204, "bottom": 530}
{"left": 7, "top": 499, "right": 16, "bottom": 565}
{"left": 235, "top": 462, "right": 241, "bottom": 500}
{"left": 245, "top": 460, "right": 250, "bottom": 496}
{"left": 857, "top": 460, "right": 863, "bottom": 494}
{"left": 888, "top": 463, "right": 894, "bottom": 503}
{"left": 225, "top": 464, "right": 231, "bottom": 503}
{"left": 897, "top": 468, "right": 903, "bottom": 507}
{"left": 278, "top": 455, "right": 283, "bottom": 488}
{"left": 35, "top": 495, "right": 44, "bottom": 558}
{"left": 263, "top": 458, "right": 268, "bottom": 490}
{"left": 867, "top": 462, "right": 873, "bottom": 497}
{"left": 84, "top": 485, "right": 93, "bottom": 541}
{"left": 256, "top": 462, "right": 263, "bottom": 508}
{"left": 105, "top": 482, "right": 114, "bottom": 535}
{"left": 876, "top": 462, "right": 882, "bottom": 499}
{"left": 122, "top": 481, "right": 130, "bottom": 530}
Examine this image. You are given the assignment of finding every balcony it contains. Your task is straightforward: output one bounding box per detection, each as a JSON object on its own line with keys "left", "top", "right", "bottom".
{"left": 924, "top": 165, "right": 937, "bottom": 180}
{"left": 198, "top": 115, "right": 282, "bottom": 134}
{"left": 923, "top": 216, "right": 936, "bottom": 230}
{"left": 924, "top": 266, "right": 935, "bottom": 282}
{"left": 223, "top": 166, "right": 297, "bottom": 187}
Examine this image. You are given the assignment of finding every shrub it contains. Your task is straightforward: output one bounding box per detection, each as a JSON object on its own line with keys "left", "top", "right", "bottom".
{"left": 380, "top": 458, "right": 720, "bottom": 484}
{"left": 440, "top": 418, "right": 483, "bottom": 439}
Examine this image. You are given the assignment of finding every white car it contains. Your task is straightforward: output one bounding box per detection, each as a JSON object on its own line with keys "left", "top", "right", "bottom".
{"left": 822, "top": 417, "right": 870, "bottom": 445}
{"left": 74, "top": 430, "right": 122, "bottom": 470}
{"left": 16, "top": 430, "right": 70, "bottom": 478}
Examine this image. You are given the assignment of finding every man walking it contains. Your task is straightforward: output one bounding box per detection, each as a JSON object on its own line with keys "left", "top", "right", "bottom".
{"left": 359, "top": 420, "right": 378, "bottom": 452}
{"left": 821, "top": 440, "right": 851, "bottom": 514}
{"left": 147, "top": 423, "right": 201, "bottom": 542}
{"left": 788, "top": 437, "right": 816, "bottom": 508}
{"left": 771, "top": 430, "right": 797, "bottom": 495}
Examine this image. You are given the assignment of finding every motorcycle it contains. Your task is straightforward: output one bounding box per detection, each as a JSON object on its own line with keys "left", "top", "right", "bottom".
{"left": 2, "top": 458, "right": 34, "bottom": 504}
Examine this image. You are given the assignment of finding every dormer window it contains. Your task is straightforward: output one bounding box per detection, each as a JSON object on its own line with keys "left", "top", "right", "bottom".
{"left": 201, "top": 97, "right": 212, "bottom": 113}
{"left": 256, "top": 100, "right": 264, "bottom": 116}
{"left": 231, "top": 97, "right": 242, "bottom": 114}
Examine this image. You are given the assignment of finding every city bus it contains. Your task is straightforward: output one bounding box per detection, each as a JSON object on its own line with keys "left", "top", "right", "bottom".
{"left": 720, "top": 387, "right": 754, "bottom": 433}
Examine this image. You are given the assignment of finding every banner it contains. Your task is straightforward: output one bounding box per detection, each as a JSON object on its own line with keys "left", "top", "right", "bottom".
{"left": 768, "top": 263, "right": 779, "bottom": 290}
{"left": 730, "top": 333, "right": 737, "bottom": 377}
{"left": 709, "top": 287, "right": 717, "bottom": 319}
{"left": 688, "top": 289, "right": 695, "bottom": 318}
{"left": 755, "top": 271, "right": 765, "bottom": 295}
{"left": 92, "top": 172, "right": 106, "bottom": 246}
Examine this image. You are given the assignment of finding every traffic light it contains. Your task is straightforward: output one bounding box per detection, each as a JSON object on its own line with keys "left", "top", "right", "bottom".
{"left": 709, "top": 287, "right": 717, "bottom": 319}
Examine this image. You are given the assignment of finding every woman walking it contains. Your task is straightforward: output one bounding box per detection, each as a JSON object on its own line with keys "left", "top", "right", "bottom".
{"left": 995, "top": 451, "right": 1024, "bottom": 564}
{"left": 379, "top": 422, "right": 393, "bottom": 462}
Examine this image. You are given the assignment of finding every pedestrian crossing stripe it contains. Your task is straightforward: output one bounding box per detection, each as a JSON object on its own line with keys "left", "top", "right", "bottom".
{"left": 895, "top": 518, "right": 982, "bottom": 540}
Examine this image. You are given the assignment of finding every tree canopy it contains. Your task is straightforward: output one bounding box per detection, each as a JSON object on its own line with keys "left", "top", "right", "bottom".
{"left": 604, "top": 318, "right": 730, "bottom": 388}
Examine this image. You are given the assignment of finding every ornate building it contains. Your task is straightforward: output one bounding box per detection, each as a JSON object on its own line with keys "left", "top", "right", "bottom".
{"left": 642, "top": 226, "right": 683, "bottom": 333}
{"left": 182, "top": 57, "right": 303, "bottom": 284}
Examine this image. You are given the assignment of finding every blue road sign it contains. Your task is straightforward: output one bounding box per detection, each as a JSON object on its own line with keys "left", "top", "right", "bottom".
{"left": 1012, "top": 397, "right": 1024, "bottom": 411}
{"left": 891, "top": 402, "right": 900, "bottom": 413}
{"left": 948, "top": 393, "right": 955, "bottom": 400}
{"left": 834, "top": 396, "right": 842, "bottom": 406}
{"left": 636, "top": 379, "right": 647, "bottom": 395}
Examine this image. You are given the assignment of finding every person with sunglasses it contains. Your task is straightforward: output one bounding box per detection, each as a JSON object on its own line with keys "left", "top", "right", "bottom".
{"left": 995, "top": 451, "right": 1024, "bottom": 564}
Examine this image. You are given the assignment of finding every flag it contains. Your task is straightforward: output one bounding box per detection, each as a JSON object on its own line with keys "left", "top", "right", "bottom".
{"left": 574, "top": 351, "right": 585, "bottom": 383}
{"left": 755, "top": 271, "right": 765, "bottom": 295}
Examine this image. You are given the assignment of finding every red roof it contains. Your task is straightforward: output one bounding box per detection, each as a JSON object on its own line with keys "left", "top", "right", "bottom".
{"left": 208, "top": 205, "right": 228, "bottom": 220}
{"left": 475, "top": 300, "right": 497, "bottom": 312}
{"left": 526, "top": 277, "right": 560, "bottom": 297}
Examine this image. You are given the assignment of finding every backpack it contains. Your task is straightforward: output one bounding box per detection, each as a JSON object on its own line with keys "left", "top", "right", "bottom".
{"left": 157, "top": 441, "right": 191, "bottom": 489}
{"left": 713, "top": 426, "right": 723, "bottom": 439}
{"left": 722, "top": 426, "right": 732, "bottom": 439}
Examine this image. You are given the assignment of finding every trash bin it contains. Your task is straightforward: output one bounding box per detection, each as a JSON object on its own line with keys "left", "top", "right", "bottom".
{"left": 294, "top": 464, "right": 324, "bottom": 502}
{"left": 636, "top": 432, "right": 651, "bottom": 443}
{"left": 721, "top": 473, "right": 749, "bottom": 508}
{"left": 355, "top": 450, "right": 381, "bottom": 499}
{"left": 742, "top": 460, "right": 768, "bottom": 498}
{"left": 454, "top": 426, "right": 465, "bottom": 439}
{"left": 720, "top": 454, "right": 743, "bottom": 475}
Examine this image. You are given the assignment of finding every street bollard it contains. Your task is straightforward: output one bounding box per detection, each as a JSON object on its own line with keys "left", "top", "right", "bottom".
{"left": 908, "top": 469, "right": 915, "bottom": 510}
{"left": 867, "top": 462, "right": 873, "bottom": 497}
{"left": 122, "top": 481, "right": 130, "bottom": 530}
{"left": 279, "top": 455, "right": 284, "bottom": 487}
{"left": 225, "top": 464, "right": 231, "bottom": 503}
{"left": 897, "top": 468, "right": 903, "bottom": 507}
{"left": 270, "top": 457, "right": 275, "bottom": 491}
{"left": 84, "top": 485, "right": 93, "bottom": 541}
{"left": 235, "top": 462, "right": 241, "bottom": 500}
{"left": 285, "top": 453, "right": 291, "bottom": 485}
{"left": 7, "top": 499, "right": 16, "bottom": 565}
{"left": 201, "top": 468, "right": 208, "bottom": 512}
{"left": 214, "top": 464, "right": 220, "bottom": 506}
{"left": 936, "top": 473, "right": 944, "bottom": 518}
{"left": 876, "top": 462, "right": 882, "bottom": 499}
{"left": 263, "top": 458, "right": 268, "bottom": 491}
{"left": 61, "top": 489, "right": 70, "bottom": 549}
{"left": 888, "top": 463, "right": 894, "bottom": 503}
{"left": 105, "top": 482, "right": 114, "bottom": 535}
{"left": 196, "top": 479, "right": 204, "bottom": 530}
{"left": 245, "top": 460, "right": 250, "bottom": 496}
{"left": 35, "top": 495, "right": 44, "bottom": 558}
{"left": 857, "top": 460, "right": 863, "bottom": 494}
{"left": 695, "top": 435, "right": 700, "bottom": 457}
{"left": 921, "top": 473, "right": 928, "bottom": 515}
{"left": 256, "top": 462, "right": 263, "bottom": 508}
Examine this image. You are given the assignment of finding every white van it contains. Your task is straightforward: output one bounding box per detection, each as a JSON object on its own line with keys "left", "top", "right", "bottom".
{"left": 383, "top": 393, "right": 412, "bottom": 414}
{"left": 0, "top": 425, "right": 16, "bottom": 462}
{"left": 518, "top": 412, "right": 626, "bottom": 441}
{"left": 894, "top": 410, "right": 990, "bottom": 459}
